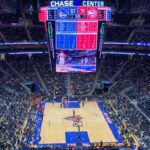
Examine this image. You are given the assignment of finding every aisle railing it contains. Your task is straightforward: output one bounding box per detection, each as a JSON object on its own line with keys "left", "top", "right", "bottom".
{"left": 19, "top": 104, "right": 32, "bottom": 142}
{"left": 108, "top": 101, "right": 140, "bottom": 149}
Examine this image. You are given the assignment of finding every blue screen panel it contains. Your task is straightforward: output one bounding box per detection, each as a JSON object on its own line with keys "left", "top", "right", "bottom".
{"left": 56, "top": 34, "right": 76, "bottom": 49}
{"left": 56, "top": 21, "right": 77, "bottom": 32}
{"left": 107, "top": 10, "right": 111, "bottom": 21}
{"left": 68, "top": 7, "right": 78, "bottom": 19}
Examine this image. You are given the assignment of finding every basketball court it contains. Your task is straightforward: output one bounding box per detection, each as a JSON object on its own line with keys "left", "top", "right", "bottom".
{"left": 36, "top": 101, "right": 122, "bottom": 146}
{"left": 56, "top": 65, "right": 96, "bottom": 72}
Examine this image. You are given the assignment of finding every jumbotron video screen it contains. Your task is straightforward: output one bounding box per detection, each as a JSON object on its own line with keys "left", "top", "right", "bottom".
{"left": 56, "top": 50, "right": 96, "bottom": 72}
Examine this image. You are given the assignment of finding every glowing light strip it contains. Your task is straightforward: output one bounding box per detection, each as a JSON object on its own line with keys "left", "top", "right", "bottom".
{"left": 0, "top": 51, "right": 149, "bottom": 57}
{"left": 0, "top": 41, "right": 150, "bottom": 47}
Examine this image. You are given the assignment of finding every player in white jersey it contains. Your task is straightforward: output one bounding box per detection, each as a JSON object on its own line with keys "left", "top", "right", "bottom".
{"left": 84, "top": 57, "right": 89, "bottom": 65}
{"left": 81, "top": 58, "right": 84, "bottom": 65}
{"left": 57, "top": 51, "right": 66, "bottom": 65}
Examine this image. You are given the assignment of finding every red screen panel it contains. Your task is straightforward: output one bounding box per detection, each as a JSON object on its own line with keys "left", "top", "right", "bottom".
{"left": 76, "top": 34, "right": 97, "bottom": 50}
{"left": 78, "top": 6, "right": 88, "bottom": 19}
{"left": 88, "top": 21, "right": 98, "bottom": 32}
{"left": 78, "top": 6, "right": 88, "bottom": 15}
{"left": 77, "top": 21, "right": 89, "bottom": 32}
{"left": 38, "top": 7, "right": 48, "bottom": 22}
{"left": 78, "top": 6, "right": 98, "bottom": 20}
{"left": 77, "top": 21, "right": 98, "bottom": 32}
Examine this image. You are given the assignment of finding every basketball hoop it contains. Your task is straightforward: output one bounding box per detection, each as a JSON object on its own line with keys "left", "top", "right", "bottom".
{"left": 75, "top": 115, "right": 81, "bottom": 121}
{"left": 72, "top": 115, "right": 83, "bottom": 148}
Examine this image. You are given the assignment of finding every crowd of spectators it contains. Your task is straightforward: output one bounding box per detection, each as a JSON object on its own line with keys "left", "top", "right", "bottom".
{"left": 0, "top": 60, "right": 32, "bottom": 149}
{"left": 0, "top": 2, "right": 150, "bottom": 150}
{"left": 105, "top": 27, "right": 133, "bottom": 42}
{"left": 0, "top": 26, "right": 46, "bottom": 42}
{"left": 107, "top": 96, "right": 150, "bottom": 149}
{"left": 0, "top": 12, "right": 150, "bottom": 43}
{"left": 0, "top": 55, "right": 149, "bottom": 149}
{"left": 0, "top": 13, "right": 20, "bottom": 25}
{"left": 33, "top": 56, "right": 67, "bottom": 98}
{"left": 131, "top": 31, "right": 150, "bottom": 42}
{"left": 21, "top": 145, "right": 121, "bottom": 150}
{"left": 1, "top": 25, "right": 149, "bottom": 43}
{"left": 29, "top": 27, "right": 46, "bottom": 42}
{"left": 138, "top": 101, "right": 150, "bottom": 118}
{"left": 25, "top": 13, "right": 42, "bottom": 25}
{"left": 1, "top": 27, "right": 28, "bottom": 42}
{"left": 0, "top": 55, "right": 68, "bottom": 149}
{"left": 21, "top": 103, "right": 39, "bottom": 148}
{"left": 112, "top": 13, "right": 138, "bottom": 26}
{"left": 142, "top": 14, "right": 150, "bottom": 25}
{"left": 98, "top": 57, "right": 150, "bottom": 149}
{"left": 70, "top": 73, "right": 95, "bottom": 96}
{"left": 0, "top": 12, "right": 45, "bottom": 42}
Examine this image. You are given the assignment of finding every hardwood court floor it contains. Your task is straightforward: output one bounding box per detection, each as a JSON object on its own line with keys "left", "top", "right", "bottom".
{"left": 40, "top": 101, "right": 116, "bottom": 144}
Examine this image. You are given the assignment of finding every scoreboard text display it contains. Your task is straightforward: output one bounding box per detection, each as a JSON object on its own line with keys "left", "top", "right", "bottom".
{"left": 39, "top": 6, "right": 111, "bottom": 21}
{"left": 56, "top": 20, "right": 98, "bottom": 50}
{"left": 55, "top": 7, "right": 98, "bottom": 50}
{"left": 39, "top": 6, "right": 111, "bottom": 50}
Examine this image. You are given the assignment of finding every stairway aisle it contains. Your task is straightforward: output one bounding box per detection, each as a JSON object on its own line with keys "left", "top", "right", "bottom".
{"left": 33, "top": 64, "right": 50, "bottom": 96}
{"left": 66, "top": 73, "right": 71, "bottom": 99}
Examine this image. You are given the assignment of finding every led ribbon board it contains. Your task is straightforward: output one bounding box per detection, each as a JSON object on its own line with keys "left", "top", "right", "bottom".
{"left": 39, "top": 6, "right": 111, "bottom": 21}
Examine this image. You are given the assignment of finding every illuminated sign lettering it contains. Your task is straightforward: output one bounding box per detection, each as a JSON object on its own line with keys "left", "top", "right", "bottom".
{"left": 50, "top": 0, "right": 104, "bottom": 7}
{"left": 50, "top": 1, "right": 74, "bottom": 7}
{"left": 82, "top": 1, "right": 104, "bottom": 6}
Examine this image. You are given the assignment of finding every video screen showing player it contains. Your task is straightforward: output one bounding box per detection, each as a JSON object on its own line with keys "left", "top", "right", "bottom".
{"left": 56, "top": 50, "right": 96, "bottom": 73}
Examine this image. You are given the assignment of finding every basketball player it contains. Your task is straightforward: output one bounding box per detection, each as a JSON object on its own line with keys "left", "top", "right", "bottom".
{"left": 53, "top": 92, "right": 56, "bottom": 104}
{"left": 81, "top": 92, "right": 83, "bottom": 99}
{"left": 81, "top": 58, "right": 84, "bottom": 66}
{"left": 79, "top": 98, "right": 81, "bottom": 105}
{"left": 52, "top": 97, "right": 54, "bottom": 104}
{"left": 66, "top": 95, "right": 69, "bottom": 103}
{"left": 84, "top": 57, "right": 89, "bottom": 65}
{"left": 73, "top": 109, "right": 75, "bottom": 117}
{"left": 85, "top": 97, "right": 88, "bottom": 102}
{"left": 60, "top": 103, "right": 62, "bottom": 108}
{"left": 62, "top": 95, "right": 65, "bottom": 107}
{"left": 82, "top": 101, "right": 84, "bottom": 107}
{"left": 57, "top": 51, "right": 66, "bottom": 65}
{"left": 48, "top": 120, "right": 51, "bottom": 127}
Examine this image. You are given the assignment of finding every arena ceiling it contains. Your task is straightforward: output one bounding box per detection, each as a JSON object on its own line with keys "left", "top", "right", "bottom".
{"left": 0, "top": 0, "right": 150, "bottom": 55}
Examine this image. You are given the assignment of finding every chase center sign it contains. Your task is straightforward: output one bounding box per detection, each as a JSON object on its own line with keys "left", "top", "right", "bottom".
{"left": 50, "top": 0, "right": 104, "bottom": 7}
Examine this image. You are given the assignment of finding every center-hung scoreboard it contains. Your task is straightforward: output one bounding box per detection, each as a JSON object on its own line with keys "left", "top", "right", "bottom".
{"left": 39, "top": 4, "right": 111, "bottom": 72}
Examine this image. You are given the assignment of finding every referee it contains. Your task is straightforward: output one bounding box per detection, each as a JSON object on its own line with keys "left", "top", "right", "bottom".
{"left": 73, "top": 109, "right": 75, "bottom": 117}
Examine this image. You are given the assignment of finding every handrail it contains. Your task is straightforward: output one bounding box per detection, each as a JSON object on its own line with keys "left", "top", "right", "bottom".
{"left": 19, "top": 105, "right": 32, "bottom": 142}
{"left": 108, "top": 101, "right": 140, "bottom": 149}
